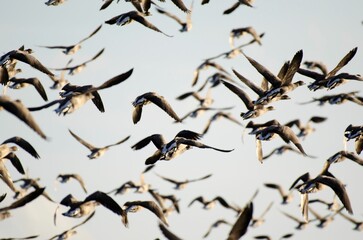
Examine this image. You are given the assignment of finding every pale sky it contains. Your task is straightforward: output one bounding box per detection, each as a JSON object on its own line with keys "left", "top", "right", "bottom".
{"left": 1, "top": 0, "right": 363, "bottom": 239}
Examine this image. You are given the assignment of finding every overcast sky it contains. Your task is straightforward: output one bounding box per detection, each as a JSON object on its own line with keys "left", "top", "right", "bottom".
{"left": 1, "top": 0, "right": 363, "bottom": 239}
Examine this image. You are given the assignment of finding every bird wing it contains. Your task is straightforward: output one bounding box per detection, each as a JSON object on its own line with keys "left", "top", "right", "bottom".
{"left": 170, "top": 0, "right": 191, "bottom": 13}
{"left": 313, "top": 175, "right": 353, "bottom": 214}
{"left": 0, "top": 96, "right": 47, "bottom": 139}
{"left": 281, "top": 50, "right": 303, "bottom": 86}
{"left": 223, "top": 2, "right": 240, "bottom": 15}
{"left": 221, "top": 80, "right": 254, "bottom": 110}
{"left": 94, "top": 68, "right": 133, "bottom": 91}
{"left": 326, "top": 47, "right": 358, "bottom": 78}
{"left": 10, "top": 51, "right": 54, "bottom": 76}
{"left": 78, "top": 25, "right": 102, "bottom": 44}
{"left": 144, "top": 92, "right": 181, "bottom": 122}
{"left": 105, "top": 135, "right": 131, "bottom": 148}
{"left": 100, "top": 0, "right": 114, "bottom": 10}
{"left": 227, "top": 202, "right": 253, "bottom": 240}
{"left": 3, "top": 136, "right": 40, "bottom": 159}
{"left": 132, "top": 13, "right": 173, "bottom": 37}
{"left": 175, "top": 138, "right": 234, "bottom": 152}
{"left": 0, "top": 188, "right": 44, "bottom": 212}
{"left": 242, "top": 52, "right": 282, "bottom": 87}
{"left": 5, "top": 153, "right": 25, "bottom": 174}
{"left": 68, "top": 129, "right": 96, "bottom": 150}
{"left": 158, "top": 223, "right": 183, "bottom": 240}
{"left": 156, "top": 8, "right": 184, "bottom": 25}
{"left": 232, "top": 69, "right": 264, "bottom": 96}
{"left": 70, "top": 174, "right": 88, "bottom": 194}
{"left": 131, "top": 134, "right": 166, "bottom": 150}
{"left": 85, "top": 191, "right": 128, "bottom": 227}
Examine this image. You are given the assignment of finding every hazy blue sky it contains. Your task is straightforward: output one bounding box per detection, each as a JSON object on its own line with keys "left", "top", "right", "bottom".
{"left": 1, "top": 0, "right": 363, "bottom": 239}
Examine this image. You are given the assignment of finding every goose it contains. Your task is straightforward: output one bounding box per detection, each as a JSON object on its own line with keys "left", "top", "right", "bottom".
{"left": 39, "top": 25, "right": 102, "bottom": 55}
{"left": 254, "top": 124, "right": 308, "bottom": 157}
{"left": 105, "top": 11, "right": 172, "bottom": 37}
{"left": 250, "top": 201, "right": 273, "bottom": 227}
{"left": 60, "top": 191, "right": 128, "bottom": 227}
{"left": 28, "top": 68, "right": 133, "bottom": 115}
{"left": 241, "top": 50, "right": 304, "bottom": 105}
{"left": 229, "top": 26, "right": 262, "bottom": 48}
{"left": 45, "top": 0, "right": 66, "bottom": 6}
{"left": 202, "top": 111, "right": 242, "bottom": 135}
{"left": 253, "top": 233, "right": 293, "bottom": 240}
{"left": 68, "top": 129, "right": 130, "bottom": 159}
{"left": 132, "top": 92, "right": 181, "bottom": 124}
{"left": 131, "top": 130, "right": 233, "bottom": 165}
{"left": 338, "top": 211, "right": 363, "bottom": 231}
{"left": 203, "top": 219, "right": 232, "bottom": 238}
{"left": 0, "top": 96, "right": 47, "bottom": 139}
{"left": 264, "top": 183, "right": 293, "bottom": 204}
{"left": 206, "top": 33, "right": 265, "bottom": 61}
{"left": 56, "top": 174, "right": 88, "bottom": 194}
{"left": 221, "top": 80, "right": 275, "bottom": 120}
{"left": 48, "top": 212, "right": 95, "bottom": 240}
{"left": 308, "top": 206, "right": 342, "bottom": 228}
{"left": 298, "top": 47, "right": 358, "bottom": 91}
{"left": 284, "top": 116, "right": 327, "bottom": 139}
{"left": 188, "top": 196, "right": 238, "bottom": 213}
{"left": 262, "top": 145, "right": 315, "bottom": 160}
{"left": 156, "top": 173, "right": 212, "bottom": 190}
{"left": 13, "top": 177, "right": 55, "bottom": 203}
{"left": 191, "top": 60, "right": 230, "bottom": 87}
{"left": 280, "top": 211, "right": 312, "bottom": 230}
{"left": 51, "top": 48, "right": 104, "bottom": 75}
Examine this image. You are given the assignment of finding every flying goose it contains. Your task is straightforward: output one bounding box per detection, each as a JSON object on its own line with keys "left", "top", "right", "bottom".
{"left": 51, "top": 48, "right": 105, "bottom": 75}
{"left": 308, "top": 195, "right": 341, "bottom": 212}
{"left": 45, "top": 0, "right": 66, "bottom": 6}
{"left": 250, "top": 201, "right": 273, "bottom": 227}
{"left": 202, "top": 111, "right": 242, "bottom": 135}
{"left": 105, "top": 11, "right": 172, "bottom": 37}
{"left": 308, "top": 206, "right": 342, "bottom": 228}
{"left": 303, "top": 61, "right": 328, "bottom": 75}
{"left": 253, "top": 233, "right": 293, "bottom": 240}
{"left": 0, "top": 46, "right": 54, "bottom": 76}
{"left": 148, "top": 189, "right": 180, "bottom": 215}
{"left": 177, "top": 106, "right": 234, "bottom": 123}
{"left": 338, "top": 211, "right": 363, "bottom": 231}
{"left": 131, "top": 130, "right": 233, "bottom": 165}
{"left": 298, "top": 47, "right": 359, "bottom": 91}
{"left": 344, "top": 124, "right": 363, "bottom": 154}
{"left": 284, "top": 116, "right": 327, "bottom": 139}
{"left": 188, "top": 196, "right": 238, "bottom": 212}
{"left": 229, "top": 26, "right": 262, "bottom": 48}
{"left": 191, "top": 60, "right": 230, "bottom": 87}
{"left": 264, "top": 183, "right": 293, "bottom": 204}
{"left": 253, "top": 124, "right": 308, "bottom": 158}
{"left": 132, "top": 92, "right": 181, "bottom": 124}
{"left": 68, "top": 129, "right": 130, "bottom": 159}
{"left": 39, "top": 25, "right": 102, "bottom": 55}
{"left": 221, "top": 80, "right": 275, "bottom": 120}
{"left": 60, "top": 191, "right": 128, "bottom": 227}
{"left": 262, "top": 145, "right": 315, "bottom": 160}
{"left": 28, "top": 68, "right": 133, "bottom": 115}
{"left": 56, "top": 173, "right": 88, "bottom": 193}
{"left": 0, "top": 96, "right": 47, "bottom": 139}
{"left": 327, "top": 150, "right": 363, "bottom": 166}
{"left": 242, "top": 50, "right": 304, "bottom": 105}
{"left": 203, "top": 219, "right": 232, "bottom": 238}
{"left": 13, "top": 177, "right": 55, "bottom": 203}
{"left": 280, "top": 211, "right": 312, "bottom": 230}
{"left": 123, "top": 200, "right": 169, "bottom": 226}
{"left": 206, "top": 33, "right": 265, "bottom": 61}
{"left": 299, "top": 91, "right": 363, "bottom": 106}
{"left": 48, "top": 212, "right": 95, "bottom": 240}
{"left": 156, "top": 173, "right": 212, "bottom": 190}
